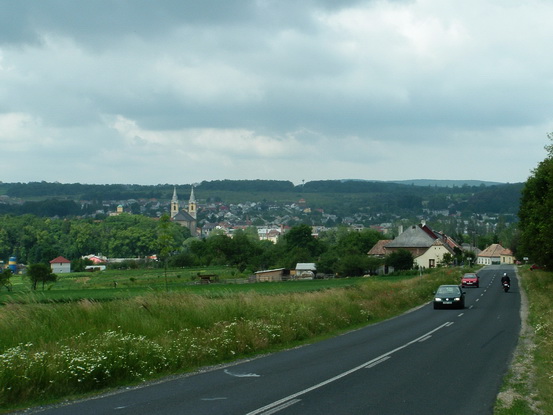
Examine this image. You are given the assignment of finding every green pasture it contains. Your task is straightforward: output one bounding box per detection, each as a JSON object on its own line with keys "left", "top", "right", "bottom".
{"left": 0, "top": 266, "right": 372, "bottom": 304}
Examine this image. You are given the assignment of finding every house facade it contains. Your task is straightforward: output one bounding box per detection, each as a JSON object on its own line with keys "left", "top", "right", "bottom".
{"left": 50, "top": 256, "right": 71, "bottom": 274}
{"left": 375, "top": 222, "right": 457, "bottom": 269}
{"left": 477, "top": 244, "right": 505, "bottom": 265}
{"left": 500, "top": 248, "right": 515, "bottom": 264}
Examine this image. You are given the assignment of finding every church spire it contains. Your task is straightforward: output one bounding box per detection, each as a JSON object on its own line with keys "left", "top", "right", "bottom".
{"left": 188, "top": 186, "right": 197, "bottom": 220}
{"left": 170, "top": 186, "right": 179, "bottom": 218}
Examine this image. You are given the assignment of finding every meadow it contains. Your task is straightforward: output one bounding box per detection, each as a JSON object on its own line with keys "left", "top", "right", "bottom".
{"left": 0, "top": 267, "right": 466, "bottom": 411}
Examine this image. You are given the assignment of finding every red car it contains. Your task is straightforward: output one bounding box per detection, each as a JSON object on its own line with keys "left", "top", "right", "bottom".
{"left": 461, "top": 273, "right": 479, "bottom": 288}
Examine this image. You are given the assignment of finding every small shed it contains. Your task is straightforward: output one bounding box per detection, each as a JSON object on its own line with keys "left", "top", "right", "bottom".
{"left": 50, "top": 256, "right": 71, "bottom": 274}
{"left": 254, "top": 268, "right": 290, "bottom": 282}
{"left": 294, "top": 263, "right": 317, "bottom": 279}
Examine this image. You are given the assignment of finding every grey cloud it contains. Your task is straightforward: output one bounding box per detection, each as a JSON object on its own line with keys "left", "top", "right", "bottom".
{"left": 0, "top": 0, "right": 369, "bottom": 48}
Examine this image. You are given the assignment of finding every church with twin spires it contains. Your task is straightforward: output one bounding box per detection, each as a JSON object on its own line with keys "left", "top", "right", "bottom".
{"left": 170, "top": 186, "right": 197, "bottom": 235}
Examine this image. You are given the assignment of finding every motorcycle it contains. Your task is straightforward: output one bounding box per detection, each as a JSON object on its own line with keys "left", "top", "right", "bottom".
{"left": 502, "top": 281, "right": 510, "bottom": 292}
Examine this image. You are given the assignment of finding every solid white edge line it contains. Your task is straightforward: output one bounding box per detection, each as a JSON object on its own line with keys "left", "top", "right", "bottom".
{"left": 244, "top": 322, "right": 453, "bottom": 415}
{"left": 365, "top": 355, "right": 392, "bottom": 368}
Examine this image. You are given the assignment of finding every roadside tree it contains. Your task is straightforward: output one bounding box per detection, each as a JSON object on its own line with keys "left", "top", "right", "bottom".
{"left": 518, "top": 132, "right": 553, "bottom": 268}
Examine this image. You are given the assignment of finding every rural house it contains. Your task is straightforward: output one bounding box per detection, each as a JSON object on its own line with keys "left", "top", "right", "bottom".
{"left": 476, "top": 244, "right": 515, "bottom": 265}
{"left": 50, "top": 256, "right": 71, "bottom": 274}
{"left": 500, "top": 248, "right": 515, "bottom": 264}
{"left": 379, "top": 222, "right": 458, "bottom": 269}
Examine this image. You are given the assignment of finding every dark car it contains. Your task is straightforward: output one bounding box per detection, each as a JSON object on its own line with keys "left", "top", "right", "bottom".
{"left": 433, "top": 285, "right": 466, "bottom": 309}
{"left": 461, "top": 273, "right": 479, "bottom": 288}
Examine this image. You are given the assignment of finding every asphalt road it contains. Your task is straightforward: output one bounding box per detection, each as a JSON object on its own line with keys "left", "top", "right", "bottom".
{"left": 21, "top": 265, "right": 521, "bottom": 415}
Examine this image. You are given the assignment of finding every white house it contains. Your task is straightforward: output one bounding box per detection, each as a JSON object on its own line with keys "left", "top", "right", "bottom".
{"left": 414, "top": 240, "right": 453, "bottom": 269}
{"left": 383, "top": 223, "right": 457, "bottom": 269}
{"left": 50, "top": 256, "right": 71, "bottom": 274}
{"left": 477, "top": 244, "right": 505, "bottom": 265}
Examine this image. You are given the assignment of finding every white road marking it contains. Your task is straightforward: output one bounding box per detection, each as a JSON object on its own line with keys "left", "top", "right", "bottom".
{"left": 225, "top": 369, "right": 260, "bottom": 378}
{"left": 365, "top": 355, "right": 391, "bottom": 368}
{"left": 201, "top": 397, "right": 228, "bottom": 401}
{"left": 245, "top": 322, "right": 453, "bottom": 415}
{"left": 258, "top": 399, "right": 301, "bottom": 415}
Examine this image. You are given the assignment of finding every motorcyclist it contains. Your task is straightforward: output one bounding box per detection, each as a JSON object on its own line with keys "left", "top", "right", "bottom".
{"left": 501, "top": 272, "right": 511, "bottom": 285}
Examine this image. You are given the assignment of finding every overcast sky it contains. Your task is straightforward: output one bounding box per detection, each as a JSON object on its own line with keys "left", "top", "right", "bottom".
{"left": 1, "top": 0, "right": 552, "bottom": 186}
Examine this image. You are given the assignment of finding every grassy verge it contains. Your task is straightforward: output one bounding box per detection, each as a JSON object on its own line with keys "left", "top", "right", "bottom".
{"left": 0, "top": 268, "right": 461, "bottom": 412}
{"left": 495, "top": 267, "right": 553, "bottom": 415}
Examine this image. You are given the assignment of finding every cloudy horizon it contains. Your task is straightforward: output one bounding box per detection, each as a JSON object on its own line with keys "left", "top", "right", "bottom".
{"left": 1, "top": 0, "right": 552, "bottom": 186}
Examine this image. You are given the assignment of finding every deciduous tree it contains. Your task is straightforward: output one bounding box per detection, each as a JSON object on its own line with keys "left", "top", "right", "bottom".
{"left": 27, "top": 263, "right": 57, "bottom": 290}
{"left": 0, "top": 268, "right": 13, "bottom": 291}
{"left": 385, "top": 249, "right": 414, "bottom": 271}
{"left": 518, "top": 133, "right": 553, "bottom": 268}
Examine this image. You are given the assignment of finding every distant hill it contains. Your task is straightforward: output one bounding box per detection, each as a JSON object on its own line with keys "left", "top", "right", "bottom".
{"left": 390, "top": 179, "right": 507, "bottom": 187}
{"left": 0, "top": 179, "right": 524, "bottom": 217}
{"left": 341, "top": 179, "right": 506, "bottom": 187}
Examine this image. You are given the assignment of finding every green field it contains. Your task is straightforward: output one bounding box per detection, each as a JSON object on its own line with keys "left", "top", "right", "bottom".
{"left": 0, "top": 267, "right": 373, "bottom": 304}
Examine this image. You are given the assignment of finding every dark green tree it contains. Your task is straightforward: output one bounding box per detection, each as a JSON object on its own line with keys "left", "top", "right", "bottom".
{"left": 385, "top": 249, "right": 414, "bottom": 271}
{"left": 71, "top": 257, "right": 93, "bottom": 272}
{"left": 27, "top": 263, "right": 57, "bottom": 290}
{"left": 518, "top": 133, "right": 553, "bottom": 268}
{"left": 335, "top": 254, "right": 371, "bottom": 277}
{"left": 277, "top": 224, "right": 324, "bottom": 268}
{"left": 0, "top": 268, "right": 13, "bottom": 291}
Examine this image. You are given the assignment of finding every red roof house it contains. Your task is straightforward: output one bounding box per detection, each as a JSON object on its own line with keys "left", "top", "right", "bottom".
{"left": 50, "top": 256, "right": 71, "bottom": 274}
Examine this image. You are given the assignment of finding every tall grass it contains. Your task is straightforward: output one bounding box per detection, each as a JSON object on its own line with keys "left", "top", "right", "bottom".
{"left": 0, "top": 269, "right": 459, "bottom": 410}
{"left": 523, "top": 269, "right": 553, "bottom": 413}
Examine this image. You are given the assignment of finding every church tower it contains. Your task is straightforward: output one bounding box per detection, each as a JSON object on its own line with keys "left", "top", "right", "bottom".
{"left": 170, "top": 186, "right": 179, "bottom": 219}
{"left": 188, "top": 186, "right": 197, "bottom": 219}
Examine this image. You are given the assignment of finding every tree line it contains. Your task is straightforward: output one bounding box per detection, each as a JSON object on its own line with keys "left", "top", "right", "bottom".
{"left": 517, "top": 133, "right": 553, "bottom": 269}
{"left": 0, "top": 214, "right": 190, "bottom": 267}
{"left": 1, "top": 180, "right": 523, "bottom": 217}
{"left": 0, "top": 212, "right": 404, "bottom": 278}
